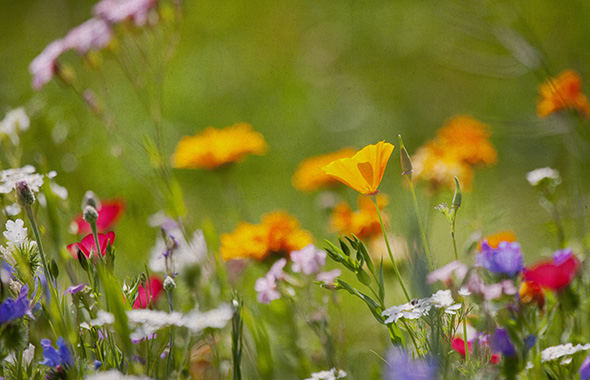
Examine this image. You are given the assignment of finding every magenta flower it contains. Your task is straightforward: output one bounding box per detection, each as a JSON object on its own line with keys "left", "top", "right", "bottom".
{"left": 72, "top": 199, "right": 125, "bottom": 235}
{"left": 133, "top": 275, "right": 163, "bottom": 309}
{"left": 67, "top": 231, "right": 115, "bottom": 259}
{"left": 94, "top": 0, "right": 157, "bottom": 27}
{"left": 29, "top": 39, "right": 67, "bottom": 90}
{"left": 63, "top": 18, "right": 113, "bottom": 54}
{"left": 290, "top": 244, "right": 326, "bottom": 275}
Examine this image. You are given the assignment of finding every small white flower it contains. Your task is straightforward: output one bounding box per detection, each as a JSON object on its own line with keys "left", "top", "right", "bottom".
{"left": 0, "top": 165, "right": 45, "bottom": 194}
{"left": 85, "top": 370, "right": 153, "bottom": 380}
{"left": 50, "top": 182, "right": 69, "bottom": 200}
{"left": 9, "top": 279, "right": 22, "bottom": 293}
{"left": 0, "top": 246, "right": 16, "bottom": 266}
{"left": 526, "top": 167, "right": 560, "bottom": 186}
{"left": 5, "top": 343, "right": 34, "bottom": 366}
{"left": 431, "top": 289, "right": 462, "bottom": 314}
{"left": 382, "top": 298, "right": 432, "bottom": 324}
{"left": 0, "top": 108, "right": 29, "bottom": 145}
{"left": 305, "top": 368, "right": 347, "bottom": 380}
{"left": 458, "top": 287, "right": 471, "bottom": 297}
{"left": 90, "top": 310, "right": 115, "bottom": 326}
{"left": 3, "top": 219, "right": 28, "bottom": 246}
{"left": 4, "top": 203, "right": 21, "bottom": 216}
{"left": 149, "top": 225, "right": 207, "bottom": 275}
{"left": 541, "top": 343, "right": 590, "bottom": 363}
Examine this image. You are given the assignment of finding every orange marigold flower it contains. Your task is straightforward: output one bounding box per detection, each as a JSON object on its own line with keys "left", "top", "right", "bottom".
{"left": 323, "top": 141, "right": 394, "bottom": 195}
{"left": 220, "top": 210, "right": 312, "bottom": 261}
{"left": 171, "top": 123, "right": 268, "bottom": 169}
{"left": 477, "top": 230, "right": 517, "bottom": 251}
{"left": 412, "top": 116, "right": 496, "bottom": 191}
{"left": 292, "top": 148, "right": 357, "bottom": 192}
{"left": 412, "top": 141, "right": 474, "bottom": 191}
{"left": 537, "top": 70, "right": 590, "bottom": 118}
{"left": 519, "top": 281, "right": 545, "bottom": 311}
{"left": 436, "top": 116, "right": 497, "bottom": 166}
{"left": 330, "top": 194, "right": 388, "bottom": 239}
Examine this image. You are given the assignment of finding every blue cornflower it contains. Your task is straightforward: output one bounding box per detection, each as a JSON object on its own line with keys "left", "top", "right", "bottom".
{"left": 0, "top": 285, "right": 31, "bottom": 325}
{"left": 580, "top": 353, "right": 590, "bottom": 380}
{"left": 476, "top": 241, "right": 524, "bottom": 277}
{"left": 384, "top": 347, "right": 437, "bottom": 380}
{"left": 490, "top": 328, "right": 517, "bottom": 357}
{"left": 41, "top": 337, "right": 74, "bottom": 368}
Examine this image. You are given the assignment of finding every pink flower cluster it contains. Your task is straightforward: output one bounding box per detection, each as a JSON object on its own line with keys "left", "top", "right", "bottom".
{"left": 254, "top": 244, "right": 341, "bottom": 304}
{"left": 29, "top": 0, "right": 158, "bottom": 90}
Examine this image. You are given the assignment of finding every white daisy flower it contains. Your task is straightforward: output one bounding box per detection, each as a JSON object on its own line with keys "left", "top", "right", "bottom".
{"left": 541, "top": 343, "right": 590, "bottom": 363}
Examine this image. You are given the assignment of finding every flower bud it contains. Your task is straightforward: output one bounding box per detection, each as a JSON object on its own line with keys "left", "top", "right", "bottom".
{"left": 398, "top": 135, "right": 413, "bottom": 175}
{"left": 83, "top": 205, "right": 99, "bottom": 224}
{"left": 163, "top": 276, "right": 176, "bottom": 292}
{"left": 452, "top": 177, "right": 462, "bottom": 208}
{"left": 15, "top": 181, "right": 35, "bottom": 207}
{"left": 82, "top": 191, "right": 101, "bottom": 210}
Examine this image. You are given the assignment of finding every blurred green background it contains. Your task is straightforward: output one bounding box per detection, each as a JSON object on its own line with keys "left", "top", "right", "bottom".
{"left": 1, "top": 0, "right": 590, "bottom": 376}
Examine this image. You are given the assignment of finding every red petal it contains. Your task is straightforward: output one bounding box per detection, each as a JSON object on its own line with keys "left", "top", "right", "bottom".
{"left": 133, "top": 276, "right": 164, "bottom": 309}
{"left": 74, "top": 199, "right": 125, "bottom": 235}
{"left": 524, "top": 256, "right": 580, "bottom": 290}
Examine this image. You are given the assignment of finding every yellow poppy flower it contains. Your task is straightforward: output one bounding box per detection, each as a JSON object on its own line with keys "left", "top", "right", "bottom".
{"left": 171, "top": 123, "right": 267, "bottom": 169}
{"left": 537, "top": 70, "right": 590, "bottom": 118}
{"left": 323, "top": 141, "right": 394, "bottom": 195}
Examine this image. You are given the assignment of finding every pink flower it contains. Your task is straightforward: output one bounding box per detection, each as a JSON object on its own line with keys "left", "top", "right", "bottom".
{"left": 427, "top": 261, "right": 468, "bottom": 285}
{"left": 133, "top": 275, "right": 163, "bottom": 309}
{"left": 67, "top": 231, "right": 115, "bottom": 259}
{"left": 63, "top": 18, "right": 113, "bottom": 54}
{"left": 316, "top": 269, "right": 341, "bottom": 287}
{"left": 290, "top": 244, "right": 326, "bottom": 275}
{"left": 29, "top": 39, "right": 67, "bottom": 90}
{"left": 254, "top": 258, "right": 286, "bottom": 304}
{"left": 94, "top": 0, "right": 157, "bottom": 27}
{"left": 466, "top": 274, "right": 517, "bottom": 301}
{"left": 72, "top": 199, "right": 125, "bottom": 235}
{"left": 523, "top": 249, "right": 580, "bottom": 291}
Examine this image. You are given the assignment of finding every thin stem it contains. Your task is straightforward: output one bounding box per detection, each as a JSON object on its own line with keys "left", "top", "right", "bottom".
{"left": 371, "top": 196, "right": 411, "bottom": 302}
{"left": 165, "top": 289, "right": 174, "bottom": 378}
{"left": 451, "top": 210, "right": 459, "bottom": 261}
{"left": 462, "top": 306, "right": 469, "bottom": 363}
{"left": 24, "top": 206, "right": 51, "bottom": 285}
{"left": 407, "top": 178, "right": 434, "bottom": 271}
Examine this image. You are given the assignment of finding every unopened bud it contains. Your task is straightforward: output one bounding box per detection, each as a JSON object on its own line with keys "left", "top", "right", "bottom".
{"left": 15, "top": 181, "right": 35, "bottom": 207}
{"left": 82, "top": 191, "right": 101, "bottom": 210}
{"left": 452, "top": 177, "right": 462, "bottom": 208}
{"left": 163, "top": 276, "right": 176, "bottom": 291}
{"left": 398, "top": 135, "right": 413, "bottom": 175}
{"left": 83, "top": 205, "right": 99, "bottom": 224}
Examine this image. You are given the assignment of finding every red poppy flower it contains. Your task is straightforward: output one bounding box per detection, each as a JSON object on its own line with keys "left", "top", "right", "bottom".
{"left": 133, "top": 276, "right": 163, "bottom": 309}
{"left": 452, "top": 337, "right": 499, "bottom": 364}
{"left": 72, "top": 199, "right": 125, "bottom": 235}
{"left": 67, "top": 231, "right": 115, "bottom": 259}
{"left": 523, "top": 255, "right": 580, "bottom": 291}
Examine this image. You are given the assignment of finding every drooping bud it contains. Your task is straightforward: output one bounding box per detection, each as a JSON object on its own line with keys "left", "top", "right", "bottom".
{"left": 452, "top": 177, "right": 462, "bottom": 208}
{"left": 82, "top": 190, "right": 101, "bottom": 210}
{"left": 397, "top": 135, "right": 413, "bottom": 176}
{"left": 163, "top": 276, "right": 176, "bottom": 292}
{"left": 15, "top": 181, "right": 35, "bottom": 207}
{"left": 83, "top": 205, "right": 99, "bottom": 224}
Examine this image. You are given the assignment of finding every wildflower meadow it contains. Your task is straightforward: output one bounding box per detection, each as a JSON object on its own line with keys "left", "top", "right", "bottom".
{"left": 2, "top": 0, "right": 590, "bottom": 379}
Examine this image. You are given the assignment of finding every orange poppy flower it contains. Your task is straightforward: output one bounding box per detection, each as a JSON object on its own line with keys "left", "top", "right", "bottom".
{"left": 171, "top": 123, "right": 267, "bottom": 169}
{"left": 330, "top": 194, "right": 388, "bottom": 239}
{"left": 323, "top": 141, "right": 394, "bottom": 195}
{"left": 292, "top": 148, "right": 357, "bottom": 192}
{"left": 537, "top": 70, "right": 590, "bottom": 118}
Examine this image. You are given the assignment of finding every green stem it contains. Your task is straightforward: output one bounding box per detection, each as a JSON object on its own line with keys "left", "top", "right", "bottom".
{"left": 24, "top": 206, "right": 51, "bottom": 285}
{"left": 371, "top": 196, "right": 411, "bottom": 302}
{"left": 407, "top": 178, "right": 434, "bottom": 271}
{"left": 451, "top": 210, "right": 459, "bottom": 261}
{"left": 462, "top": 306, "right": 469, "bottom": 363}
{"left": 165, "top": 289, "right": 174, "bottom": 378}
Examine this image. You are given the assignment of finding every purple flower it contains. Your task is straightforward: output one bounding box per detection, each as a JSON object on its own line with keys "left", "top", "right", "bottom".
{"left": 490, "top": 328, "right": 516, "bottom": 357}
{"left": 267, "top": 258, "right": 287, "bottom": 281}
{"left": 0, "top": 285, "right": 31, "bottom": 324}
{"left": 94, "top": 0, "right": 157, "bottom": 27}
{"left": 64, "top": 283, "right": 88, "bottom": 295}
{"left": 553, "top": 248, "right": 572, "bottom": 266}
{"left": 63, "top": 18, "right": 113, "bottom": 54}
{"left": 580, "top": 353, "right": 590, "bottom": 380}
{"left": 29, "top": 39, "right": 67, "bottom": 90}
{"left": 476, "top": 241, "right": 524, "bottom": 277}
{"left": 290, "top": 244, "right": 326, "bottom": 275}
{"left": 41, "top": 337, "right": 74, "bottom": 368}
{"left": 383, "top": 347, "right": 437, "bottom": 380}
